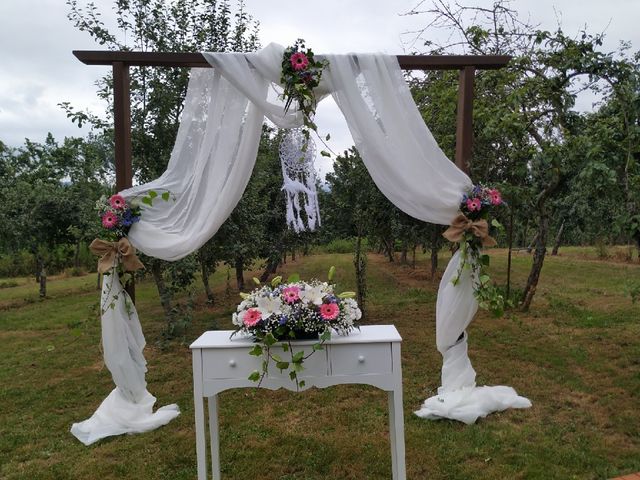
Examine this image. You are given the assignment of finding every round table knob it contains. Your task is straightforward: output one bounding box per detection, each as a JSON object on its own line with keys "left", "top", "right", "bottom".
{"left": 229, "top": 359, "right": 236, "bottom": 367}
{"left": 358, "top": 355, "right": 365, "bottom": 364}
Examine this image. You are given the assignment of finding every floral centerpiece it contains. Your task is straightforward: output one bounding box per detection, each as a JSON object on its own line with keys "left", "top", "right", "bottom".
{"left": 232, "top": 268, "right": 361, "bottom": 389}
{"left": 444, "top": 184, "right": 506, "bottom": 316}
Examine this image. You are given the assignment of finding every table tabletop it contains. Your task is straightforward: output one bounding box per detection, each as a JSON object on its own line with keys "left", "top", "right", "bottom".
{"left": 190, "top": 324, "right": 402, "bottom": 349}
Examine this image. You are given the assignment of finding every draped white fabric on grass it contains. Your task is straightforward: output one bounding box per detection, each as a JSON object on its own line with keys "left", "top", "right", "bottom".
{"left": 73, "top": 43, "right": 530, "bottom": 445}
{"left": 71, "top": 270, "right": 179, "bottom": 445}
{"left": 413, "top": 251, "right": 532, "bottom": 423}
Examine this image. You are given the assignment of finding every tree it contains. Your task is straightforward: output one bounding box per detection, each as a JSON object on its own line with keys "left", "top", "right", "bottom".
{"left": 64, "top": 0, "right": 261, "bottom": 330}
{"left": 404, "top": 0, "right": 635, "bottom": 309}
{"left": 0, "top": 134, "right": 110, "bottom": 293}
{"left": 323, "top": 148, "right": 401, "bottom": 315}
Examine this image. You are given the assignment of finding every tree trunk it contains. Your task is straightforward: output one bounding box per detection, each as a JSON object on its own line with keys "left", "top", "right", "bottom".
{"left": 521, "top": 218, "right": 529, "bottom": 249}
{"left": 74, "top": 241, "right": 81, "bottom": 268}
{"left": 382, "top": 238, "right": 395, "bottom": 262}
{"left": 506, "top": 208, "right": 514, "bottom": 300}
{"left": 259, "top": 256, "right": 278, "bottom": 283}
{"left": 235, "top": 256, "right": 245, "bottom": 291}
{"left": 199, "top": 256, "right": 214, "bottom": 304}
{"left": 430, "top": 228, "right": 439, "bottom": 280}
{"left": 400, "top": 241, "right": 408, "bottom": 264}
{"left": 522, "top": 175, "right": 562, "bottom": 311}
{"left": 35, "top": 253, "right": 41, "bottom": 282}
{"left": 354, "top": 234, "right": 367, "bottom": 319}
{"left": 551, "top": 219, "right": 565, "bottom": 256}
{"left": 151, "top": 259, "right": 173, "bottom": 320}
{"left": 411, "top": 244, "right": 417, "bottom": 269}
{"left": 526, "top": 233, "right": 538, "bottom": 254}
{"left": 291, "top": 248, "right": 296, "bottom": 262}
{"left": 39, "top": 264, "right": 46, "bottom": 298}
{"left": 430, "top": 249, "right": 438, "bottom": 280}
{"left": 522, "top": 226, "right": 547, "bottom": 310}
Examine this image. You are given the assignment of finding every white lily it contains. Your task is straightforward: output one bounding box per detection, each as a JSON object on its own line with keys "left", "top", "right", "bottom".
{"left": 300, "top": 284, "right": 325, "bottom": 306}
{"left": 256, "top": 295, "right": 283, "bottom": 320}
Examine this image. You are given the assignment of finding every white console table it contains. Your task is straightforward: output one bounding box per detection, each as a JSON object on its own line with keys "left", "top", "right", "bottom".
{"left": 190, "top": 324, "right": 406, "bottom": 480}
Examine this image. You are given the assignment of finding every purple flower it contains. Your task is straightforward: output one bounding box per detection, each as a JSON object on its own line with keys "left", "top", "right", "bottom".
{"left": 122, "top": 209, "right": 138, "bottom": 227}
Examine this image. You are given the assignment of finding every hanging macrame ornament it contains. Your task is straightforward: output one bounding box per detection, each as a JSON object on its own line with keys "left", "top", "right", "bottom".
{"left": 279, "top": 128, "right": 321, "bottom": 232}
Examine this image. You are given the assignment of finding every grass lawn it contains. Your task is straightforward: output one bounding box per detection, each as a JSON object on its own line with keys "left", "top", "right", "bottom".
{"left": 0, "top": 247, "right": 639, "bottom": 479}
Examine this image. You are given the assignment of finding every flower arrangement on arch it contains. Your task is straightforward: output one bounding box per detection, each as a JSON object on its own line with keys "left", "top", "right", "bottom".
{"left": 96, "top": 190, "right": 172, "bottom": 241}
{"left": 280, "top": 39, "right": 329, "bottom": 137}
{"left": 96, "top": 194, "right": 141, "bottom": 241}
{"left": 444, "top": 184, "right": 507, "bottom": 316}
{"left": 92, "top": 190, "right": 173, "bottom": 314}
{"left": 232, "top": 267, "right": 361, "bottom": 389}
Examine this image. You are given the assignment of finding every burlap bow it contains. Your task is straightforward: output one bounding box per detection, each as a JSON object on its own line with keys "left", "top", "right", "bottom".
{"left": 443, "top": 213, "right": 497, "bottom": 247}
{"left": 90, "top": 238, "right": 145, "bottom": 274}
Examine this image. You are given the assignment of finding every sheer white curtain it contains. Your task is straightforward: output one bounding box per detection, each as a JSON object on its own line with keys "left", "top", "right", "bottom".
{"left": 73, "top": 43, "right": 530, "bottom": 445}
{"left": 324, "top": 52, "right": 530, "bottom": 423}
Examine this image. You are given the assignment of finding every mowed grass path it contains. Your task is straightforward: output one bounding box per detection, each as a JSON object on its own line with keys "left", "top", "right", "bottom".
{"left": 0, "top": 249, "right": 639, "bottom": 479}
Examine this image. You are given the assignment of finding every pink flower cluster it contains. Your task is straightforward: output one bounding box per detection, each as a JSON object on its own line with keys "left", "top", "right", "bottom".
{"left": 282, "top": 286, "right": 300, "bottom": 303}
{"left": 243, "top": 308, "right": 262, "bottom": 327}
{"left": 290, "top": 52, "right": 309, "bottom": 71}
{"left": 462, "top": 186, "right": 503, "bottom": 214}
{"left": 319, "top": 303, "right": 339, "bottom": 320}
{"left": 97, "top": 194, "right": 141, "bottom": 238}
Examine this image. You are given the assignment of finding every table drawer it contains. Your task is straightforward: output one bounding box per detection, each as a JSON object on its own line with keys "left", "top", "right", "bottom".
{"left": 202, "top": 346, "right": 329, "bottom": 380}
{"left": 202, "top": 348, "right": 258, "bottom": 380}
{"left": 330, "top": 343, "right": 392, "bottom": 376}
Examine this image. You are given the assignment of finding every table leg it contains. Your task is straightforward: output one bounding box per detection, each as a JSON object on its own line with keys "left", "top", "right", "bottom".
{"left": 208, "top": 395, "right": 221, "bottom": 479}
{"left": 388, "top": 388, "right": 406, "bottom": 480}
{"left": 193, "top": 350, "right": 207, "bottom": 480}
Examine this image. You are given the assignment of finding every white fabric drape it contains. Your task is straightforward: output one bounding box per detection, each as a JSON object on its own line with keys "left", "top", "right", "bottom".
{"left": 326, "top": 53, "right": 470, "bottom": 224}
{"left": 414, "top": 252, "right": 532, "bottom": 423}
{"left": 71, "top": 269, "right": 179, "bottom": 445}
{"left": 75, "top": 43, "right": 530, "bottom": 444}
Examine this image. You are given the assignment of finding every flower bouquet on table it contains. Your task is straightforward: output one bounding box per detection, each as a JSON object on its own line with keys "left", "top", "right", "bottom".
{"left": 444, "top": 184, "right": 507, "bottom": 316}
{"left": 231, "top": 267, "right": 361, "bottom": 390}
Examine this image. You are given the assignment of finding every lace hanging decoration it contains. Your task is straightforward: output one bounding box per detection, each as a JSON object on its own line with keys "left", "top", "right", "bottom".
{"left": 279, "top": 128, "right": 321, "bottom": 233}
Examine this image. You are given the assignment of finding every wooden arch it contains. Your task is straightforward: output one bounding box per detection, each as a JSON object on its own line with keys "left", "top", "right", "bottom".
{"left": 73, "top": 49, "right": 511, "bottom": 299}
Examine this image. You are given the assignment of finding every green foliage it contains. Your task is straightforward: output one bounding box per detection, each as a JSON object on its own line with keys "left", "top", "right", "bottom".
{"left": 317, "top": 238, "right": 357, "bottom": 254}
{"left": 625, "top": 280, "right": 640, "bottom": 304}
{"left": 404, "top": 1, "right": 640, "bottom": 307}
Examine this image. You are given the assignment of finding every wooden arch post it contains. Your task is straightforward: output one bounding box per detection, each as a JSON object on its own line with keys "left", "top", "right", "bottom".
{"left": 74, "top": 50, "right": 511, "bottom": 301}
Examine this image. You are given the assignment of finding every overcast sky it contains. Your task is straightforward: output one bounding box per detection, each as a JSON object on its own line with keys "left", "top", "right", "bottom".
{"left": 1, "top": 0, "right": 638, "bottom": 177}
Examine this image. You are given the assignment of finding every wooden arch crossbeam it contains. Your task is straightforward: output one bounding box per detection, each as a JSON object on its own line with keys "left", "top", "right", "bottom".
{"left": 73, "top": 50, "right": 511, "bottom": 190}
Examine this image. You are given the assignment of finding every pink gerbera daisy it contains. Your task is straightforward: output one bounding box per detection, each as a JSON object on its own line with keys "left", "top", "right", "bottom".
{"left": 466, "top": 198, "right": 482, "bottom": 212}
{"left": 282, "top": 286, "right": 300, "bottom": 304}
{"left": 109, "top": 194, "right": 127, "bottom": 210}
{"left": 487, "top": 189, "right": 502, "bottom": 205}
{"left": 290, "top": 52, "right": 309, "bottom": 71}
{"left": 101, "top": 212, "right": 119, "bottom": 229}
{"left": 319, "top": 303, "right": 339, "bottom": 321}
{"left": 243, "top": 308, "right": 262, "bottom": 327}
